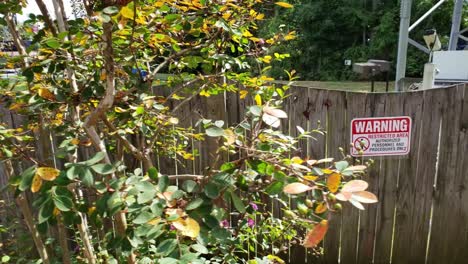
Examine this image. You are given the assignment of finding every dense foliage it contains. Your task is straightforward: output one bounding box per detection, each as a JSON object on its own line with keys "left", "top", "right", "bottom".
{"left": 0, "top": 1, "right": 377, "bottom": 263}
{"left": 259, "top": 0, "right": 465, "bottom": 80}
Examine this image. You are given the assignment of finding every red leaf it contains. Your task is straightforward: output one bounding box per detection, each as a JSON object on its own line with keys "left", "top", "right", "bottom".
{"left": 303, "top": 220, "right": 328, "bottom": 248}
{"left": 283, "top": 182, "right": 314, "bottom": 195}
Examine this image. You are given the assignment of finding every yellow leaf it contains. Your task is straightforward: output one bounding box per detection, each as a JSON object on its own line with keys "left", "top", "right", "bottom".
{"left": 275, "top": 2, "right": 294, "bottom": 8}
{"left": 53, "top": 207, "right": 60, "bottom": 216}
{"left": 173, "top": 217, "right": 200, "bottom": 238}
{"left": 114, "top": 106, "right": 128, "bottom": 113}
{"left": 304, "top": 175, "right": 318, "bottom": 181}
{"left": 120, "top": 5, "right": 135, "bottom": 20}
{"left": 315, "top": 202, "right": 327, "bottom": 214}
{"left": 31, "top": 174, "right": 42, "bottom": 193}
{"left": 256, "top": 13, "right": 265, "bottom": 20}
{"left": 148, "top": 217, "right": 161, "bottom": 225}
{"left": 255, "top": 94, "right": 262, "bottom": 106}
{"left": 36, "top": 167, "right": 60, "bottom": 181}
{"left": 327, "top": 173, "right": 341, "bottom": 193}
{"left": 172, "top": 93, "right": 185, "bottom": 100}
{"left": 239, "top": 90, "right": 248, "bottom": 99}
{"left": 182, "top": 152, "right": 194, "bottom": 160}
{"left": 88, "top": 206, "right": 96, "bottom": 215}
{"left": 243, "top": 30, "right": 253, "bottom": 37}
{"left": 321, "top": 168, "right": 334, "bottom": 174}
{"left": 200, "top": 90, "right": 211, "bottom": 97}
{"left": 38, "top": 88, "right": 56, "bottom": 101}
{"left": 262, "top": 55, "right": 272, "bottom": 64}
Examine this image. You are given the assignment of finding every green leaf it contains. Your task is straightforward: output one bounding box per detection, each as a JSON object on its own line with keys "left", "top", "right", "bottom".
{"left": 206, "top": 127, "right": 224, "bottom": 137}
{"left": 45, "top": 38, "right": 60, "bottom": 49}
{"left": 156, "top": 239, "right": 177, "bottom": 256}
{"left": 133, "top": 211, "right": 153, "bottom": 224}
{"left": 159, "top": 258, "right": 178, "bottom": 264}
{"left": 91, "top": 164, "right": 115, "bottom": 175}
{"left": 148, "top": 167, "right": 159, "bottom": 181}
{"left": 136, "top": 181, "right": 157, "bottom": 204}
{"left": 186, "top": 198, "right": 203, "bottom": 210}
{"left": 38, "top": 199, "right": 54, "bottom": 223}
{"left": 66, "top": 165, "right": 81, "bottom": 180}
{"left": 229, "top": 191, "right": 245, "bottom": 213}
{"left": 103, "top": 6, "right": 119, "bottom": 14}
{"left": 19, "top": 165, "right": 37, "bottom": 191}
{"left": 81, "top": 168, "right": 94, "bottom": 187}
{"left": 158, "top": 175, "right": 169, "bottom": 192}
{"left": 335, "top": 161, "right": 349, "bottom": 172}
{"left": 265, "top": 181, "right": 284, "bottom": 195}
{"left": 192, "top": 244, "right": 209, "bottom": 254}
{"left": 204, "top": 182, "right": 220, "bottom": 199}
{"left": 182, "top": 180, "right": 197, "bottom": 193}
{"left": 249, "top": 105, "right": 262, "bottom": 116}
{"left": 82, "top": 152, "right": 105, "bottom": 166}
{"left": 53, "top": 195, "right": 73, "bottom": 212}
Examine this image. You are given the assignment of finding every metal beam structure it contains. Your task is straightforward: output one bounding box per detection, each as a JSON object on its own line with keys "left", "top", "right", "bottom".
{"left": 395, "top": 0, "right": 412, "bottom": 91}
{"left": 395, "top": 0, "right": 467, "bottom": 91}
{"left": 448, "top": 0, "right": 465, "bottom": 50}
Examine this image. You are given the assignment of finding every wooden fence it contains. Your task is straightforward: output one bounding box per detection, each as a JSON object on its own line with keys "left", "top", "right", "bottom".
{"left": 1, "top": 83, "right": 467, "bottom": 263}
{"left": 155, "top": 83, "right": 468, "bottom": 264}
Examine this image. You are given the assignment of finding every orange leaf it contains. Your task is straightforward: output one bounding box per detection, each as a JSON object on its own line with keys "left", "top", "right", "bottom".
{"left": 38, "top": 88, "right": 56, "bottom": 101}
{"left": 303, "top": 220, "right": 328, "bottom": 248}
{"left": 326, "top": 173, "right": 341, "bottom": 193}
{"left": 283, "top": 182, "right": 314, "bottom": 195}
{"left": 31, "top": 174, "right": 42, "bottom": 193}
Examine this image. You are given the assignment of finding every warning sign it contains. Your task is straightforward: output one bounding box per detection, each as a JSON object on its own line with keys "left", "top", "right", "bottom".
{"left": 351, "top": 116, "right": 411, "bottom": 157}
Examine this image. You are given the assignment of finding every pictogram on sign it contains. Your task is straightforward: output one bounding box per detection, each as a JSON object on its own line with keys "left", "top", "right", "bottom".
{"left": 350, "top": 116, "right": 412, "bottom": 157}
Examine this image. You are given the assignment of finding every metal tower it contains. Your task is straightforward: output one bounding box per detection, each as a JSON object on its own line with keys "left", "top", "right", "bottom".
{"left": 395, "top": 0, "right": 467, "bottom": 90}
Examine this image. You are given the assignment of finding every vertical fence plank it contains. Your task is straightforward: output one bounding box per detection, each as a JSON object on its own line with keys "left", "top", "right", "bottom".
{"left": 428, "top": 86, "right": 467, "bottom": 264}
{"left": 307, "top": 88, "right": 328, "bottom": 160}
{"left": 356, "top": 93, "right": 387, "bottom": 264}
{"left": 286, "top": 87, "right": 309, "bottom": 264}
{"left": 339, "top": 92, "right": 368, "bottom": 264}
{"left": 392, "top": 90, "right": 425, "bottom": 263}
{"left": 372, "top": 93, "right": 403, "bottom": 264}
{"left": 320, "top": 90, "right": 346, "bottom": 264}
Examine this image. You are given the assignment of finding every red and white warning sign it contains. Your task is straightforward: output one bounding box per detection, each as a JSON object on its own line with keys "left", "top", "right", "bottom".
{"left": 351, "top": 116, "right": 412, "bottom": 157}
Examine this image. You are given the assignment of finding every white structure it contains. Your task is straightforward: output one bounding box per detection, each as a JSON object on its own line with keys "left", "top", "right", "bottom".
{"left": 395, "top": 0, "right": 468, "bottom": 90}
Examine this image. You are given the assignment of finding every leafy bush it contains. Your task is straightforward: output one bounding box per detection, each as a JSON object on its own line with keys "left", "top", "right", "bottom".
{"left": 0, "top": 1, "right": 376, "bottom": 263}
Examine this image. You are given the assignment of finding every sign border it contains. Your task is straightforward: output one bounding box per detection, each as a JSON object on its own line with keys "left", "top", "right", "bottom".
{"left": 350, "top": 116, "right": 412, "bottom": 157}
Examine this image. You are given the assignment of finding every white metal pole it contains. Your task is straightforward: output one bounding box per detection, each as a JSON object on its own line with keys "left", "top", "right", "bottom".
{"left": 448, "top": 0, "right": 464, "bottom": 50}
{"left": 409, "top": 0, "right": 446, "bottom": 32}
{"left": 395, "top": 0, "right": 413, "bottom": 91}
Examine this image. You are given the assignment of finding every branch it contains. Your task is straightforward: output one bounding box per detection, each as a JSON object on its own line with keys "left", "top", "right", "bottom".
{"left": 4, "top": 13, "right": 29, "bottom": 67}
{"left": 84, "top": 21, "right": 115, "bottom": 128}
{"left": 102, "top": 117, "right": 154, "bottom": 169}
{"left": 148, "top": 29, "right": 222, "bottom": 79}
{"left": 35, "top": 0, "right": 58, "bottom": 36}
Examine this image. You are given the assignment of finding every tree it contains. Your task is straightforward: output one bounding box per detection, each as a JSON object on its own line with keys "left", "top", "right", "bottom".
{"left": 0, "top": 1, "right": 376, "bottom": 263}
